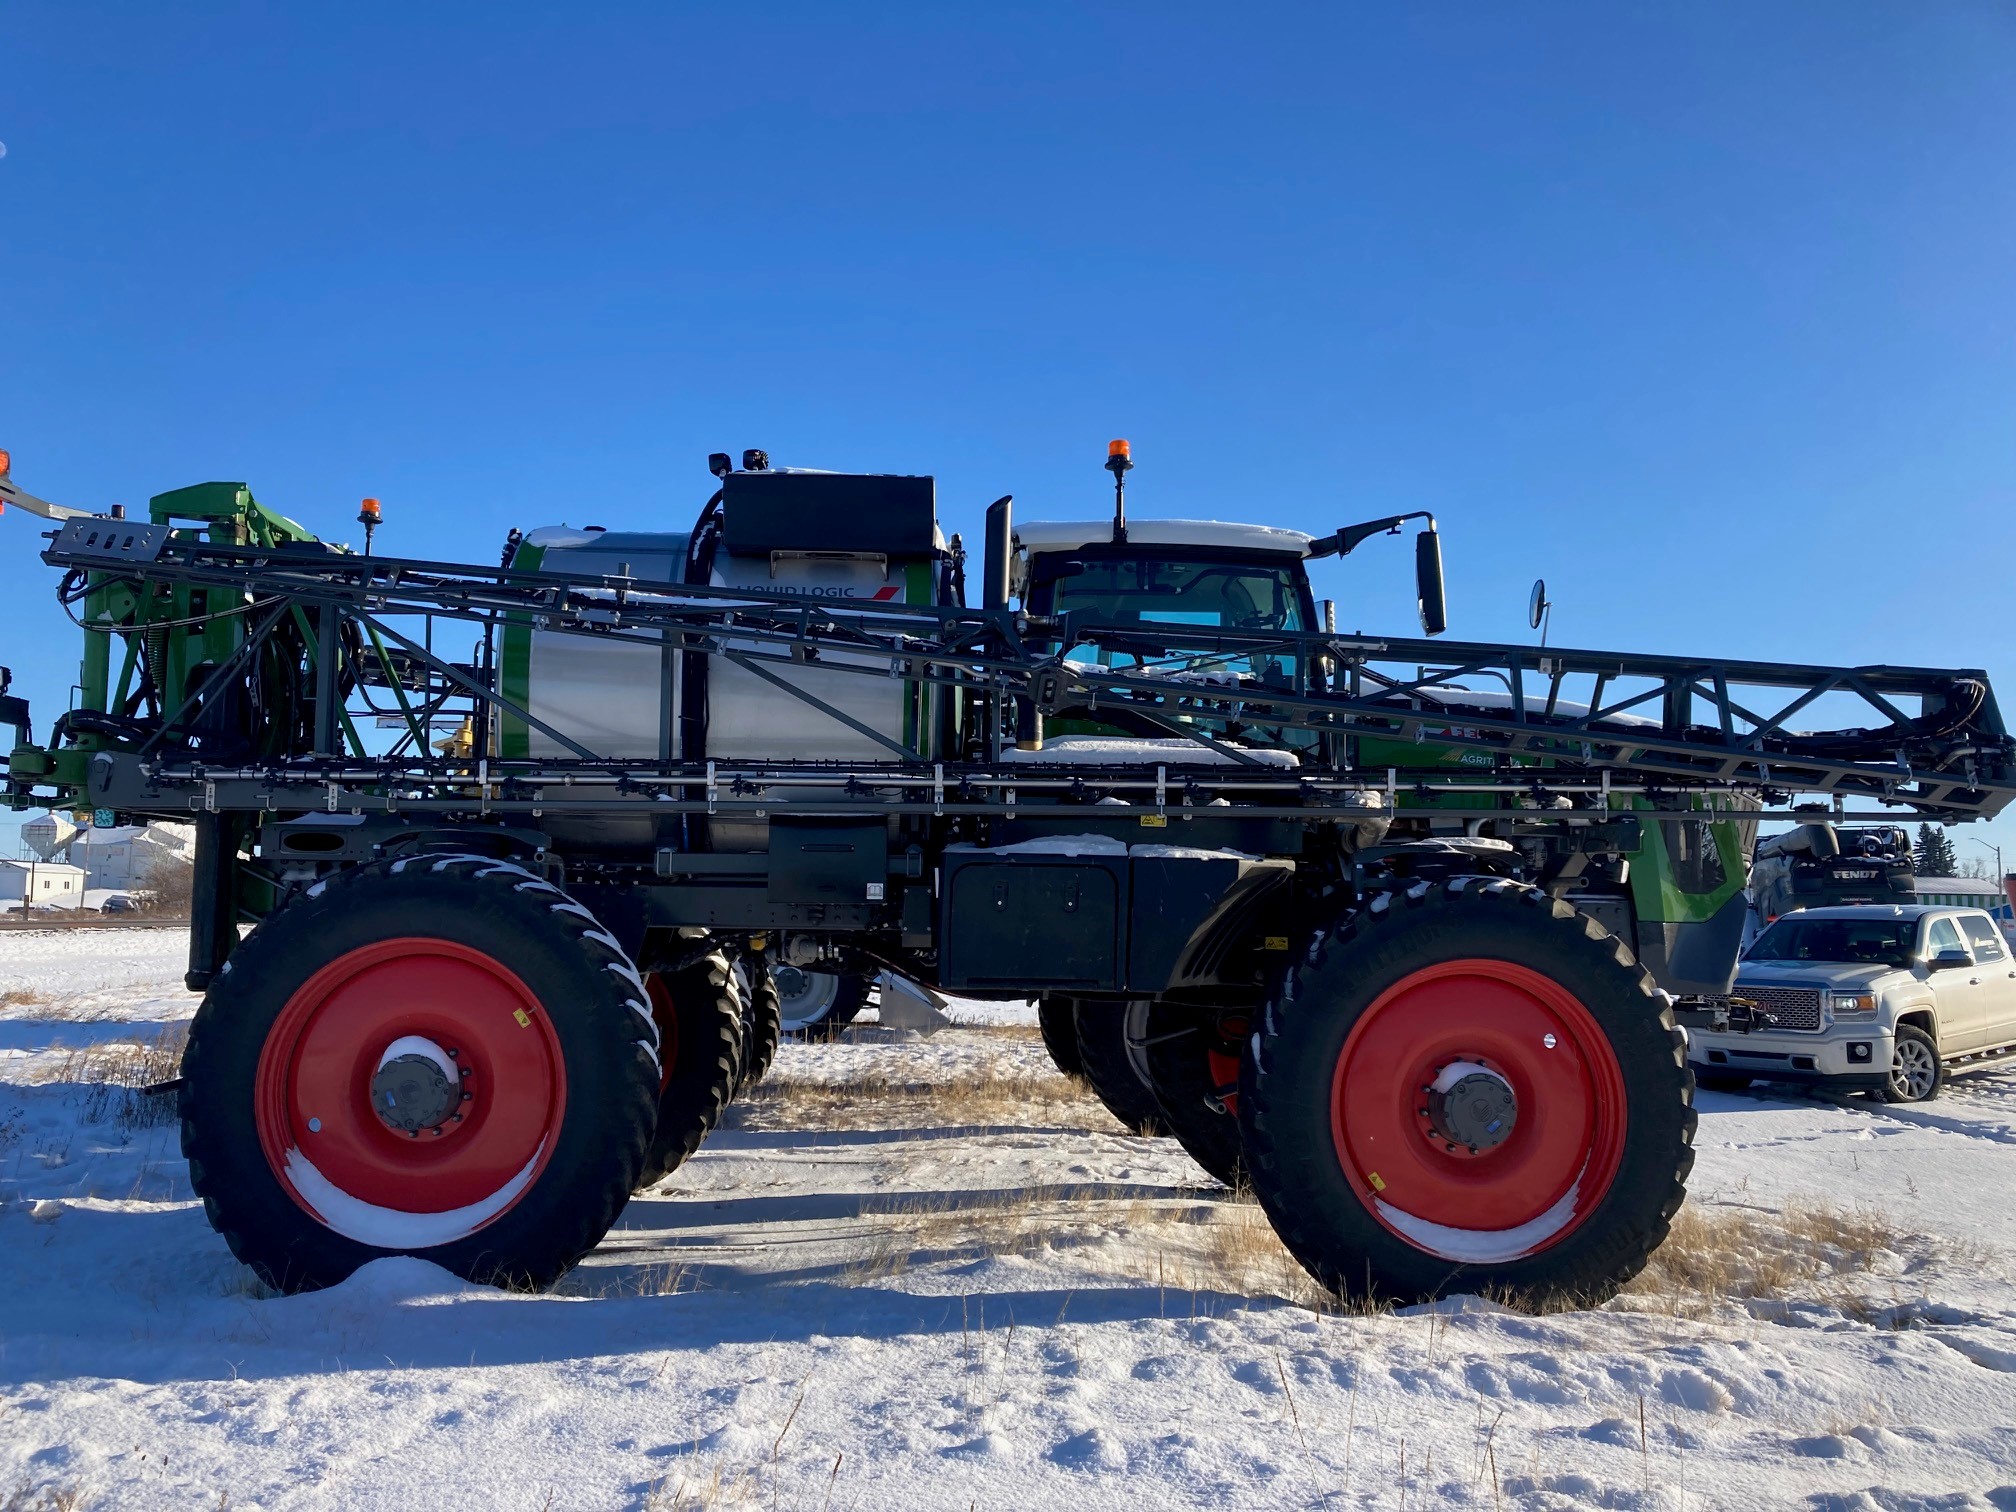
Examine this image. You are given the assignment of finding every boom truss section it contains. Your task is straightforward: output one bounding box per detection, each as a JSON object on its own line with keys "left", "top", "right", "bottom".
{"left": 34, "top": 517, "right": 2016, "bottom": 826}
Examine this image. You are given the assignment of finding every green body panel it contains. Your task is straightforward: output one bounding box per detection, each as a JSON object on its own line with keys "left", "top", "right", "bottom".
{"left": 904, "top": 560, "right": 934, "bottom": 756}
{"left": 1622, "top": 798, "right": 1750, "bottom": 924}
{"left": 147, "top": 481, "right": 318, "bottom": 547}
{"left": 44, "top": 482, "right": 338, "bottom": 814}
{"left": 497, "top": 541, "right": 546, "bottom": 759}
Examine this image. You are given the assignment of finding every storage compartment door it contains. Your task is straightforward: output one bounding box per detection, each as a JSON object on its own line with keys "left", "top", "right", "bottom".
{"left": 941, "top": 861, "right": 1122, "bottom": 991}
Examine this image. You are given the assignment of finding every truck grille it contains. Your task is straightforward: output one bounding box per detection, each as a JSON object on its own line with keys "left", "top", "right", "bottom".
{"left": 1733, "top": 984, "right": 1824, "bottom": 1032}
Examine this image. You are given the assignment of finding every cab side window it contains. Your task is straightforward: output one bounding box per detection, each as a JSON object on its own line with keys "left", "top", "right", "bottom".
{"left": 1961, "top": 915, "right": 2007, "bottom": 963}
{"left": 1926, "top": 916, "right": 1968, "bottom": 960}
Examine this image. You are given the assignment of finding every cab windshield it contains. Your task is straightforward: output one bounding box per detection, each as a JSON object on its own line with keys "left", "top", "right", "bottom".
{"left": 1744, "top": 917, "right": 1914, "bottom": 969}
{"left": 1032, "top": 553, "right": 1307, "bottom": 685}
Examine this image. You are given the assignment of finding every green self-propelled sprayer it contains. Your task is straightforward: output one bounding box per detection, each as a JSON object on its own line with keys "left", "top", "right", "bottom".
{"left": 5, "top": 443, "right": 2012, "bottom": 1304}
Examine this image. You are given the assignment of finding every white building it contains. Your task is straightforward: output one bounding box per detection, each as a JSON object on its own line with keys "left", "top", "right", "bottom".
{"left": 16, "top": 816, "right": 194, "bottom": 890}
{"left": 70, "top": 825, "right": 194, "bottom": 890}
{"left": 0, "top": 859, "right": 87, "bottom": 910}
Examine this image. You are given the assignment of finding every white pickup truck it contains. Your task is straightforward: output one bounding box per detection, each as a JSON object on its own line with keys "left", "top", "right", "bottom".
{"left": 1690, "top": 904, "right": 2016, "bottom": 1103}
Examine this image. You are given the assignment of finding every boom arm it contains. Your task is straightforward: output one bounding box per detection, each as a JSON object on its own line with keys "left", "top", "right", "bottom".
{"left": 11, "top": 511, "right": 2013, "bottom": 829}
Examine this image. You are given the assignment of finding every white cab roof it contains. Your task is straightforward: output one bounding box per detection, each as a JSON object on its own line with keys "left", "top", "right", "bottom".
{"left": 1014, "top": 519, "right": 1315, "bottom": 556}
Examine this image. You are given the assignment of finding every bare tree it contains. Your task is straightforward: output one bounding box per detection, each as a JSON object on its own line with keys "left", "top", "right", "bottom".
{"left": 135, "top": 852, "right": 195, "bottom": 918}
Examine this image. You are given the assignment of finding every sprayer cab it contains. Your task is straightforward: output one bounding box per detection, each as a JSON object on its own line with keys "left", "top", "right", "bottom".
{"left": 994, "top": 442, "right": 1450, "bottom": 642}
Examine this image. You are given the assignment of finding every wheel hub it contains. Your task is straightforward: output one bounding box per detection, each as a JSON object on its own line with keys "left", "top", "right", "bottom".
{"left": 370, "top": 1036, "right": 463, "bottom": 1135}
{"left": 1420, "top": 1060, "right": 1517, "bottom": 1153}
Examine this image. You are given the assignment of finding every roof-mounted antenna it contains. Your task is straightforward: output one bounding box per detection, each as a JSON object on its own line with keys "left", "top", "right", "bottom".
{"left": 1106, "top": 439, "right": 1132, "bottom": 544}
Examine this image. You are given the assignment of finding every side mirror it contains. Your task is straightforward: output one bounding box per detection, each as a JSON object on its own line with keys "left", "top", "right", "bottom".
{"left": 1931, "top": 948, "right": 1973, "bottom": 971}
{"left": 982, "top": 495, "right": 1014, "bottom": 611}
{"left": 1416, "top": 529, "right": 1447, "bottom": 637}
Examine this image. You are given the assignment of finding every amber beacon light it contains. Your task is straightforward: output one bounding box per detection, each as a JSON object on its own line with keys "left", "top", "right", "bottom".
{"left": 1105, "top": 438, "right": 1133, "bottom": 543}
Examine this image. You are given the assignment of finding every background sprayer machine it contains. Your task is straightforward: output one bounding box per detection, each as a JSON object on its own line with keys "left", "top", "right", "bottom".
{"left": 4, "top": 441, "right": 2012, "bottom": 1307}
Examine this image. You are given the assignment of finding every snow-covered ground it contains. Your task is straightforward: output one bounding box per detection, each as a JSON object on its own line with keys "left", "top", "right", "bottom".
{"left": 4, "top": 929, "right": 2016, "bottom": 1509}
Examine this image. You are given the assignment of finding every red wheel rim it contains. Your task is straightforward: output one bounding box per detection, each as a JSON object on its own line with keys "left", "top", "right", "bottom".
{"left": 646, "top": 972, "right": 680, "bottom": 1094}
{"left": 1329, "top": 958, "right": 1627, "bottom": 1264}
{"left": 1207, "top": 1011, "right": 1250, "bottom": 1118}
{"left": 254, "top": 938, "right": 566, "bottom": 1246}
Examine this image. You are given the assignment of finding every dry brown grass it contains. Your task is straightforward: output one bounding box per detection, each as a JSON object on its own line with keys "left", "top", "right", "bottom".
{"left": 833, "top": 1183, "right": 1926, "bottom": 1320}
{"left": 23, "top": 1024, "right": 188, "bottom": 1130}
{"left": 1, "top": 1483, "right": 92, "bottom": 1512}
{"left": 830, "top": 1180, "right": 1350, "bottom": 1314}
{"left": 1622, "top": 1199, "right": 1909, "bottom": 1319}
{"left": 737, "top": 1062, "right": 1115, "bottom": 1134}
{"left": 30, "top": 1023, "right": 187, "bottom": 1088}
{"left": 0, "top": 987, "right": 41, "bottom": 1009}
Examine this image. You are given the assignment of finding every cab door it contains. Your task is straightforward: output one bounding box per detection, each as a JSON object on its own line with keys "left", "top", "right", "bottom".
{"left": 1924, "top": 914, "right": 1991, "bottom": 1052}
{"left": 1958, "top": 914, "right": 2016, "bottom": 1051}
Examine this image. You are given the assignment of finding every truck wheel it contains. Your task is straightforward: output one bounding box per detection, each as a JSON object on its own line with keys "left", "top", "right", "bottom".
{"left": 1239, "top": 880, "right": 1695, "bottom": 1309}
{"left": 1879, "top": 1024, "right": 1943, "bottom": 1104}
{"left": 635, "top": 948, "right": 746, "bottom": 1187}
{"left": 1137, "top": 1000, "right": 1248, "bottom": 1188}
{"left": 775, "top": 967, "right": 869, "bottom": 1041}
{"left": 738, "top": 957, "right": 783, "bottom": 1091}
{"left": 179, "top": 854, "right": 660, "bottom": 1294}
{"left": 1036, "top": 997, "right": 1084, "bottom": 1079}
{"left": 1073, "top": 1000, "right": 1167, "bottom": 1136}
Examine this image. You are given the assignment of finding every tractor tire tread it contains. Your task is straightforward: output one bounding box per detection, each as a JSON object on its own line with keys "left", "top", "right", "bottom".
{"left": 1239, "top": 878, "right": 1694, "bottom": 1309}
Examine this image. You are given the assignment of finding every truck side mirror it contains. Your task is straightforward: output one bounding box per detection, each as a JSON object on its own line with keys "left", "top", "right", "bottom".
{"left": 982, "top": 496, "right": 1013, "bottom": 612}
{"left": 1931, "top": 948, "right": 1973, "bottom": 971}
{"left": 1416, "top": 529, "right": 1447, "bottom": 636}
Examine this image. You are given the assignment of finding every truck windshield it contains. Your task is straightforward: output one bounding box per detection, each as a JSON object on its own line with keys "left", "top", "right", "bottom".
{"left": 1744, "top": 917, "right": 1914, "bottom": 969}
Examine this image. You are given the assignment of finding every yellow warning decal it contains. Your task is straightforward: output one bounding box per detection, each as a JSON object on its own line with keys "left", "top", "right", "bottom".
{"left": 1367, "top": 1171, "right": 1387, "bottom": 1193}
{"left": 1139, "top": 814, "right": 1168, "bottom": 828}
{"left": 1263, "top": 936, "right": 1290, "bottom": 951}
{"left": 513, "top": 1008, "right": 532, "bottom": 1028}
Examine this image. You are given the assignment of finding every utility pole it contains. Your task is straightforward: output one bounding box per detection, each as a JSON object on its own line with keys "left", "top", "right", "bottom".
{"left": 1967, "top": 835, "right": 2003, "bottom": 883}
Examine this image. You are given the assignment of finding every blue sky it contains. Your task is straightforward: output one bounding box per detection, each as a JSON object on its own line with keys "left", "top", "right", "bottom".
{"left": 3, "top": 2, "right": 2014, "bottom": 866}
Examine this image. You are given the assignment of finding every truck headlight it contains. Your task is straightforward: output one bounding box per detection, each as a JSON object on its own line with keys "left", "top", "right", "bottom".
{"left": 1829, "top": 992, "right": 1877, "bottom": 1018}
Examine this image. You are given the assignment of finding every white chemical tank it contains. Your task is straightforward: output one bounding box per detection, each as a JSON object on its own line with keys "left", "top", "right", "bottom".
{"left": 497, "top": 469, "right": 959, "bottom": 851}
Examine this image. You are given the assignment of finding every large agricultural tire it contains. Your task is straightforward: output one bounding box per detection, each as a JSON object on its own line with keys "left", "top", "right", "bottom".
{"left": 179, "top": 853, "right": 660, "bottom": 1295}
{"left": 738, "top": 957, "right": 783, "bottom": 1091}
{"left": 635, "top": 948, "right": 746, "bottom": 1188}
{"left": 1073, "top": 999, "right": 1167, "bottom": 1137}
{"left": 775, "top": 967, "right": 870, "bottom": 1041}
{"left": 1136, "top": 1000, "right": 1249, "bottom": 1189}
{"left": 1036, "top": 996, "right": 1085, "bottom": 1079}
{"left": 1238, "top": 879, "right": 1695, "bottom": 1310}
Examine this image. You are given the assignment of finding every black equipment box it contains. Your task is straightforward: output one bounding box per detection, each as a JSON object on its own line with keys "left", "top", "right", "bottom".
{"left": 768, "top": 816, "right": 889, "bottom": 905}
{"left": 939, "top": 849, "right": 1127, "bottom": 992}
{"left": 722, "top": 472, "right": 937, "bottom": 558}
{"left": 937, "top": 846, "right": 1295, "bottom": 994}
